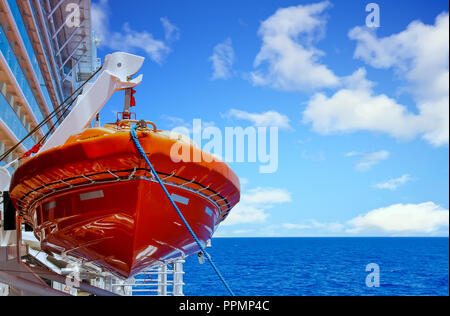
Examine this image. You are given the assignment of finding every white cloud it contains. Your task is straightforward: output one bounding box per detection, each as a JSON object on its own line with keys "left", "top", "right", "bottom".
{"left": 374, "top": 174, "right": 413, "bottom": 190}
{"left": 109, "top": 24, "right": 171, "bottom": 64}
{"left": 301, "top": 150, "right": 326, "bottom": 162}
{"left": 250, "top": 1, "right": 339, "bottom": 91}
{"left": 91, "top": 0, "right": 109, "bottom": 42}
{"left": 347, "top": 202, "right": 449, "bottom": 235}
{"left": 242, "top": 187, "right": 291, "bottom": 204}
{"left": 223, "top": 187, "right": 291, "bottom": 226}
{"left": 279, "top": 202, "right": 449, "bottom": 236}
{"left": 92, "top": 0, "right": 178, "bottom": 64}
{"left": 160, "top": 115, "right": 215, "bottom": 136}
{"left": 350, "top": 13, "right": 448, "bottom": 98}
{"left": 223, "top": 204, "right": 269, "bottom": 226}
{"left": 303, "top": 68, "right": 422, "bottom": 140}
{"left": 239, "top": 177, "right": 249, "bottom": 188}
{"left": 209, "top": 38, "right": 235, "bottom": 80}
{"left": 226, "top": 109, "right": 292, "bottom": 130}
{"left": 282, "top": 221, "right": 344, "bottom": 233}
{"left": 160, "top": 17, "right": 180, "bottom": 42}
{"left": 346, "top": 150, "right": 390, "bottom": 172}
{"left": 231, "top": 229, "right": 254, "bottom": 235}
{"left": 282, "top": 223, "right": 313, "bottom": 230}
{"left": 350, "top": 13, "right": 448, "bottom": 146}
{"left": 345, "top": 151, "right": 362, "bottom": 157}
{"left": 297, "top": 11, "right": 449, "bottom": 147}
{"left": 161, "top": 115, "right": 188, "bottom": 128}
{"left": 247, "top": 5, "right": 448, "bottom": 146}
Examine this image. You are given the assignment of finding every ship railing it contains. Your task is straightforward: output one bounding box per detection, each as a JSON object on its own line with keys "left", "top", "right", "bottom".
{"left": 111, "top": 259, "right": 185, "bottom": 296}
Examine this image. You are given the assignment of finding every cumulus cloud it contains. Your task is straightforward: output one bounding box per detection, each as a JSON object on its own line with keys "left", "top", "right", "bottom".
{"left": 347, "top": 202, "right": 449, "bottom": 235}
{"left": 282, "top": 221, "right": 344, "bottom": 233}
{"left": 301, "top": 150, "right": 326, "bottom": 162}
{"left": 303, "top": 68, "right": 423, "bottom": 140}
{"left": 250, "top": 1, "right": 339, "bottom": 91}
{"left": 348, "top": 13, "right": 449, "bottom": 146}
{"left": 223, "top": 187, "right": 291, "bottom": 226}
{"left": 346, "top": 150, "right": 390, "bottom": 172}
{"left": 277, "top": 202, "right": 449, "bottom": 236}
{"left": 242, "top": 187, "right": 292, "bottom": 204}
{"left": 231, "top": 229, "right": 254, "bottom": 235}
{"left": 374, "top": 174, "right": 413, "bottom": 190}
{"left": 248, "top": 3, "right": 448, "bottom": 147}
{"left": 92, "top": 0, "right": 178, "bottom": 64}
{"left": 303, "top": 13, "right": 449, "bottom": 146}
{"left": 282, "top": 223, "right": 312, "bottom": 230}
{"left": 91, "top": 0, "right": 109, "bottom": 42}
{"left": 160, "top": 115, "right": 215, "bottom": 136}
{"left": 225, "top": 109, "right": 292, "bottom": 130}
{"left": 209, "top": 38, "right": 235, "bottom": 80}
{"left": 160, "top": 17, "right": 180, "bottom": 42}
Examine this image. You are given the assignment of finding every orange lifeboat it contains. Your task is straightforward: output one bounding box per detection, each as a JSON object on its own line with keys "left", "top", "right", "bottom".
{"left": 9, "top": 120, "right": 240, "bottom": 278}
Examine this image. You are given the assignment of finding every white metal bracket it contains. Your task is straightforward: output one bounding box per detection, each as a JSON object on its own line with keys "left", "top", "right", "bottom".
{"left": 40, "top": 52, "right": 145, "bottom": 152}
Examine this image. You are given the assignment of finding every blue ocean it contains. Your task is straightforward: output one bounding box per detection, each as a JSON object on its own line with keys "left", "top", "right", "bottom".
{"left": 182, "top": 238, "right": 449, "bottom": 296}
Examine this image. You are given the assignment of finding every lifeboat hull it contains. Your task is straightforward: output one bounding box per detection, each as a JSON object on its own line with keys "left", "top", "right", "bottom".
{"left": 34, "top": 178, "right": 219, "bottom": 278}
{"left": 9, "top": 125, "right": 240, "bottom": 278}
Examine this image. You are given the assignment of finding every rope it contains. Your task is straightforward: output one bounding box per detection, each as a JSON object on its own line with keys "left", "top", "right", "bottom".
{"left": 130, "top": 126, "right": 235, "bottom": 296}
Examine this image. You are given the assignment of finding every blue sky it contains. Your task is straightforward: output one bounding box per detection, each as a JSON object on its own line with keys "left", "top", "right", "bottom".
{"left": 92, "top": 0, "right": 449, "bottom": 237}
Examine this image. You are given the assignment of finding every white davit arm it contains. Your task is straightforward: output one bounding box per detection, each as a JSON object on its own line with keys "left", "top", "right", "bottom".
{"left": 40, "top": 52, "right": 145, "bottom": 153}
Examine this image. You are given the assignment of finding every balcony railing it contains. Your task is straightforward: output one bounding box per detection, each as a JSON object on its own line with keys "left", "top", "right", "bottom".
{"left": 0, "top": 92, "right": 35, "bottom": 150}
{"left": 0, "top": 26, "right": 49, "bottom": 135}
{"left": 7, "top": 0, "right": 55, "bottom": 114}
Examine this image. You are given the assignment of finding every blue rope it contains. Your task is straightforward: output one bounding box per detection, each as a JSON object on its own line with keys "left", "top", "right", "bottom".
{"left": 130, "top": 126, "right": 235, "bottom": 296}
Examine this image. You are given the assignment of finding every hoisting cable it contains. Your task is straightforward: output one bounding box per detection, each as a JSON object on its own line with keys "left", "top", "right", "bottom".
{"left": 0, "top": 66, "right": 102, "bottom": 163}
{"left": 0, "top": 96, "right": 73, "bottom": 161}
{"left": 37, "top": 96, "right": 77, "bottom": 145}
{"left": 3, "top": 94, "right": 77, "bottom": 160}
{"left": 130, "top": 126, "right": 235, "bottom": 296}
{"left": 21, "top": 97, "right": 77, "bottom": 159}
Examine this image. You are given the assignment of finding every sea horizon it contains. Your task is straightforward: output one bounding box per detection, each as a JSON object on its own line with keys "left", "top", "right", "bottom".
{"left": 181, "top": 237, "right": 449, "bottom": 296}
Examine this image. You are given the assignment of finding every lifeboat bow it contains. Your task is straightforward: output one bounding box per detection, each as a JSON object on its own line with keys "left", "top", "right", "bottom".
{"left": 7, "top": 52, "right": 240, "bottom": 278}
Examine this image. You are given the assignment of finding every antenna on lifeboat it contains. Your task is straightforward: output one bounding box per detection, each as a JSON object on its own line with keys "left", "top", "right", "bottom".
{"left": 94, "top": 113, "right": 101, "bottom": 127}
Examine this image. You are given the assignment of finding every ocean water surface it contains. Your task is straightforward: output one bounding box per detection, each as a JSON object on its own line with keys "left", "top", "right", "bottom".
{"left": 182, "top": 238, "right": 449, "bottom": 296}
